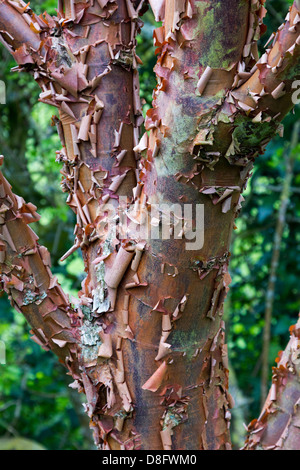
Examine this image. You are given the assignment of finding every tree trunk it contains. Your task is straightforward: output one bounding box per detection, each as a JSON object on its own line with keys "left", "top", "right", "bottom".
{"left": 0, "top": 0, "right": 300, "bottom": 450}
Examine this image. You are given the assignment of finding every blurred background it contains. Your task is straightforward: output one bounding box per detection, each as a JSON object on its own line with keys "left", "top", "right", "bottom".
{"left": 0, "top": 0, "right": 299, "bottom": 450}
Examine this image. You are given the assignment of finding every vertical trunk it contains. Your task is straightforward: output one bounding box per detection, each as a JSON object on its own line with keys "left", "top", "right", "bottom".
{"left": 123, "top": 0, "right": 251, "bottom": 450}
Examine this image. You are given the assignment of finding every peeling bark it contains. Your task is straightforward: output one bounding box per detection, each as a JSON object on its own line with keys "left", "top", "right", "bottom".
{"left": 244, "top": 315, "right": 300, "bottom": 450}
{"left": 0, "top": 0, "right": 300, "bottom": 450}
{"left": 0, "top": 0, "right": 146, "bottom": 450}
{"left": 132, "top": 0, "right": 300, "bottom": 450}
{"left": 0, "top": 164, "right": 80, "bottom": 375}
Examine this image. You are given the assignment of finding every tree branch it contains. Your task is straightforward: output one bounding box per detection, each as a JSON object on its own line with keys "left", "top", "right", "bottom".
{"left": 244, "top": 314, "right": 300, "bottom": 450}
{"left": 233, "top": 1, "right": 300, "bottom": 120}
{"left": 0, "top": 161, "right": 80, "bottom": 378}
{"left": 0, "top": 0, "right": 42, "bottom": 53}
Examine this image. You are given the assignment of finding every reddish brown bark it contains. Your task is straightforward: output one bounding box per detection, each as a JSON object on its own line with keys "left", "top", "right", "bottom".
{"left": 0, "top": 0, "right": 300, "bottom": 450}
{"left": 244, "top": 314, "right": 300, "bottom": 450}
{"left": 260, "top": 121, "right": 299, "bottom": 407}
{"left": 0, "top": 0, "right": 146, "bottom": 449}
{"left": 0, "top": 164, "right": 80, "bottom": 375}
{"left": 130, "top": 0, "right": 300, "bottom": 450}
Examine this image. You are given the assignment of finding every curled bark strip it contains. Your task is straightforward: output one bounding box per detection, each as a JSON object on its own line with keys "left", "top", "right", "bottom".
{"left": 142, "top": 361, "right": 168, "bottom": 392}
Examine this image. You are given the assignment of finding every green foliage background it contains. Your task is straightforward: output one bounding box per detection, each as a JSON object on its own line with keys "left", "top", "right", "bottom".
{"left": 0, "top": 0, "right": 299, "bottom": 450}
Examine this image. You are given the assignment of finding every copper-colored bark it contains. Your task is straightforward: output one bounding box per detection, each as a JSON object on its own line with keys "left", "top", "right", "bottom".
{"left": 0, "top": 0, "right": 146, "bottom": 449}
{"left": 0, "top": 0, "right": 300, "bottom": 450}
{"left": 0, "top": 164, "right": 80, "bottom": 376}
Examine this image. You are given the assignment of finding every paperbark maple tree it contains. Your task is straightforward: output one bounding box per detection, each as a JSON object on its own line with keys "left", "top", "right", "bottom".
{"left": 0, "top": 0, "right": 300, "bottom": 450}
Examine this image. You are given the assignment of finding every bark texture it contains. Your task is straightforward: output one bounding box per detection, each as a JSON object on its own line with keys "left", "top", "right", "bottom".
{"left": 0, "top": 0, "right": 300, "bottom": 450}
{"left": 0, "top": 163, "right": 80, "bottom": 371}
{"left": 244, "top": 314, "right": 300, "bottom": 450}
